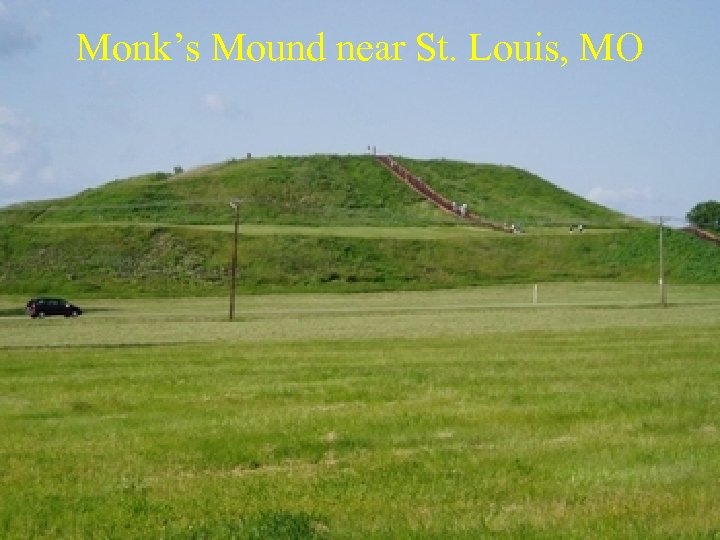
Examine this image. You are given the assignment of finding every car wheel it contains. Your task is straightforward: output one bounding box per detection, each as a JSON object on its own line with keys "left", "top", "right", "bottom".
{"left": 38, "top": 311, "right": 45, "bottom": 318}
{"left": 71, "top": 310, "right": 79, "bottom": 317}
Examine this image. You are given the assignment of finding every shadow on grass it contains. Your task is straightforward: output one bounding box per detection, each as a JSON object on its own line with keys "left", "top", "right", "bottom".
{"left": 0, "top": 307, "right": 116, "bottom": 317}
{"left": 165, "top": 511, "right": 329, "bottom": 539}
{"left": 0, "top": 308, "right": 25, "bottom": 317}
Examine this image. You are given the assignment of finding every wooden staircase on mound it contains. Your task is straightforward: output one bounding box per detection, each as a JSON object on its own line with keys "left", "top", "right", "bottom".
{"left": 681, "top": 225, "right": 720, "bottom": 246}
{"left": 375, "top": 155, "right": 512, "bottom": 233}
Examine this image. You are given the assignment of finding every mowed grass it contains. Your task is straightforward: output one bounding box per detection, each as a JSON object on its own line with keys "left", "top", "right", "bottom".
{"left": 27, "top": 222, "right": 630, "bottom": 240}
{"left": 1, "top": 285, "right": 720, "bottom": 538}
{"left": 1, "top": 283, "right": 720, "bottom": 347}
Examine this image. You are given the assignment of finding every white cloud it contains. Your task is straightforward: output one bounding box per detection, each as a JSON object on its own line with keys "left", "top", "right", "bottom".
{"left": 0, "top": 168, "right": 22, "bottom": 186}
{"left": 199, "top": 92, "right": 249, "bottom": 122}
{"left": 0, "top": 108, "right": 25, "bottom": 156}
{"left": 38, "top": 165, "right": 55, "bottom": 183}
{"left": 201, "top": 93, "right": 227, "bottom": 113}
{"left": 587, "top": 185, "right": 656, "bottom": 205}
{"left": 0, "top": 105, "right": 21, "bottom": 126}
{"left": 586, "top": 185, "right": 670, "bottom": 219}
{"left": 0, "top": 133, "right": 23, "bottom": 156}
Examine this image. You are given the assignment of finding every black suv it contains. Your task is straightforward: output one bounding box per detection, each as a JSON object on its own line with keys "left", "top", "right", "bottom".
{"left": 26, "top": 298, "right": 83, "bottom": 318}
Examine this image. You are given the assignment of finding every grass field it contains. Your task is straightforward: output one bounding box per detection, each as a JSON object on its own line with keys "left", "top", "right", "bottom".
{"left": 1, "top": 284, "right": 720, "bottom": 538}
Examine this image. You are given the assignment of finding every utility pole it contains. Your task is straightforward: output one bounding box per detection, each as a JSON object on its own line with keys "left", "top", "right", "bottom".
{"left": 658, "top": 216, "right": 668, "bottom": 307}
{"left": 229, "top": 199, "right": 240, "bottom": 320}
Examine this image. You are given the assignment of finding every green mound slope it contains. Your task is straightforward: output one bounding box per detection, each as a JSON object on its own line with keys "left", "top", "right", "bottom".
{"left": 1, "top": 154, "right": 717, "bottom": 297}
{"left": 394, "top": 157, "right": 627, "bottom": 226}
{"left": 1, "top": 155, "right": 626, "bottom": 226}
{"left": 1, "top": 224, "right": 718, "bottom": 297}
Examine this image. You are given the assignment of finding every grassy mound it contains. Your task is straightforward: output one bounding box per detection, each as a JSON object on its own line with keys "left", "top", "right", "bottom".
{"left": 0, "top": 154, "right": 715, "bottom": 297}
{"left": 0, "top": 155, "right": 626, "bottom": 227}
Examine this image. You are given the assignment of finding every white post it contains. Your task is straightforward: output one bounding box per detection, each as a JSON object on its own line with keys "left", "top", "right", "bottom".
{"left": 533, "top": 284, "right": 539, "bottom": 305}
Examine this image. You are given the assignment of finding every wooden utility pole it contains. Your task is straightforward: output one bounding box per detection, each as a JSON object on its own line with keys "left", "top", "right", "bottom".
{"left": 229, "top": 199, "right": 240, "bottom": 320}
{"left": 658, "top": 216, "right": 668, "bottom": 307}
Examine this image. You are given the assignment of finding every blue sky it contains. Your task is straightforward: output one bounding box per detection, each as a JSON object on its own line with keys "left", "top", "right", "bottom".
{"left": 1, "top": 1, "right": 718, "bottom": 222}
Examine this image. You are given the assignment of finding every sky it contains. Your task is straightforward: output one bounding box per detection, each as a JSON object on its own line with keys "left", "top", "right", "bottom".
{"left": 1, "top": 0, "right": 719, "bottom": 223}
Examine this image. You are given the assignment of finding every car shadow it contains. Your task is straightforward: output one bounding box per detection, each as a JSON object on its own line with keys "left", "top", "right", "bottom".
{"left": 0, "top": 308, "right": 25, "bottom": 317}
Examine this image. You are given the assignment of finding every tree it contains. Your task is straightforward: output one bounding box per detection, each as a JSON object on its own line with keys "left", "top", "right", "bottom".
{"left": 687, "top": 200, "right": 720, "bottom": 232}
